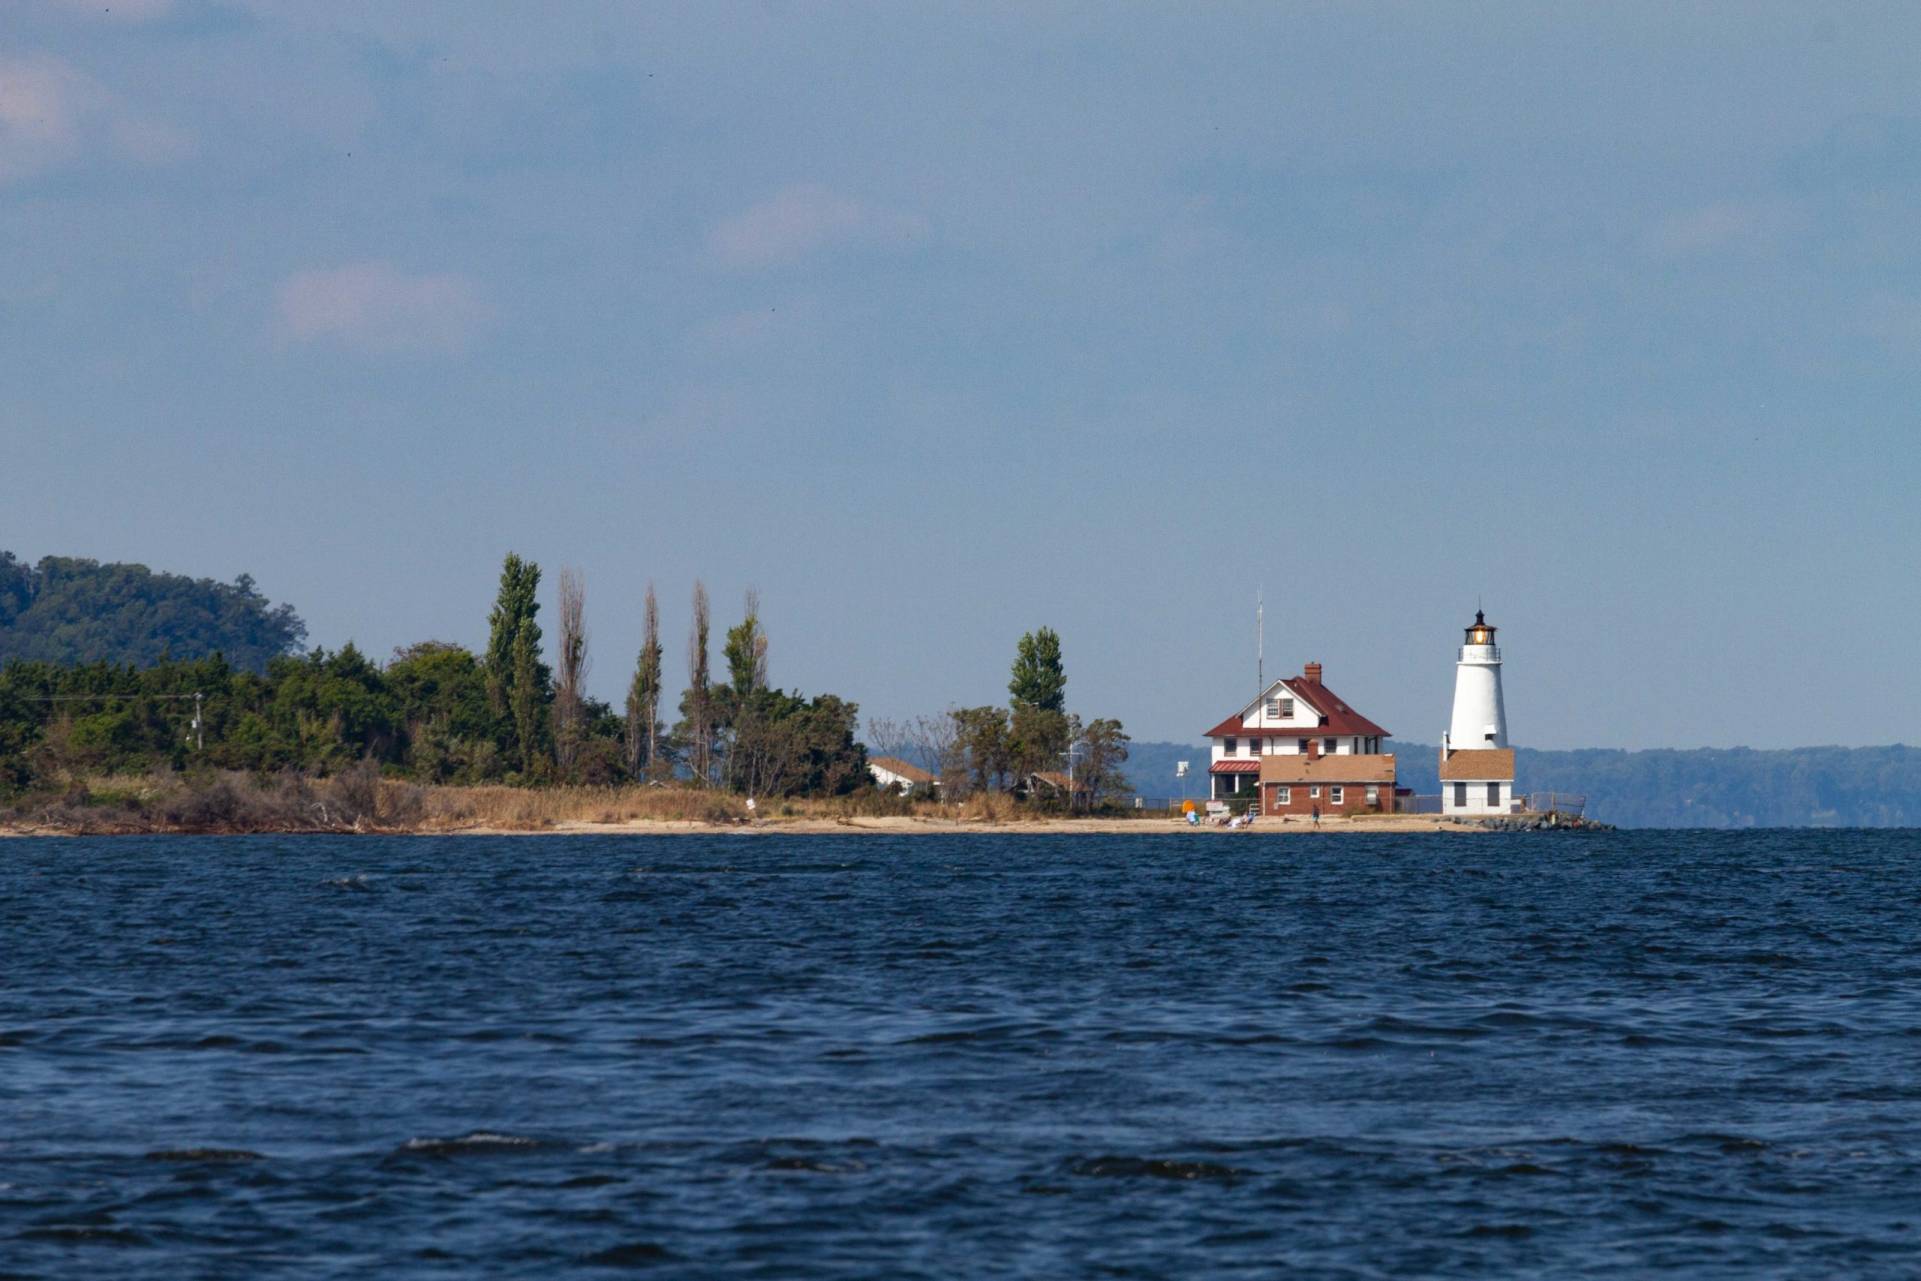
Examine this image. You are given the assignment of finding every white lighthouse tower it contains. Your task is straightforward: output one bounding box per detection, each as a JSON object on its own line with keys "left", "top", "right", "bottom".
{"left": 1446, "top": 610, "right": 1507, "bottom": 751}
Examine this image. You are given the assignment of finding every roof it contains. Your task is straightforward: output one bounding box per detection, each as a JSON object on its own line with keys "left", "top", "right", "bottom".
{"left": 1259, "top": 754, "right": 1398, "bottom": 784}
{"left": 1209, "top": 760, "right": 1261, "bottom": 774}
{"left": 1202, "top": 674, "right": 1391, "bottom": 740}
{"left": 1438, "top": 748, "right": 1515, "bottom": 781}
{"left": 868, "top": 755, "right": 935, "bottom": 784}
{"left": 1029, "top": 770, "right": 1085, "bottom": 792}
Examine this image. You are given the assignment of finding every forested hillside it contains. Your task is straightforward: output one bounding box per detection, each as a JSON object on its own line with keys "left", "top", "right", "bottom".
{"left": 0, "top": 553, "right": 306, "bottom": 673}
{"left": 1388, "top": 741, "right": 1921, "bottom": 828}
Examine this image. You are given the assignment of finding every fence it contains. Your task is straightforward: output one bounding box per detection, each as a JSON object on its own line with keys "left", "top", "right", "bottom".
{"left": 1397, "top": 794, "right": 1443, "bottom": 814}
{"left": 1525, "top": 792, "right": 1586, "bottom": 817}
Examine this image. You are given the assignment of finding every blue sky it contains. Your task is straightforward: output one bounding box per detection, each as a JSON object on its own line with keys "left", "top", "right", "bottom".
{"left": 4, "top": 1, "right": 1918, "bottom": 750}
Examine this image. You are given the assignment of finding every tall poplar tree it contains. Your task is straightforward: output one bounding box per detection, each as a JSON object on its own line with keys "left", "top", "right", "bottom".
{"left": 510, "top": 625, "right": 544, "bottom": 774}
{"left": 625, "top": 582, "right": 662, "bottom": 778}
{"left": 484, "top": 553, "right": 543, "bottom": 715}
{"left": 484, "top": 553, "right": 546, "bottom": 766}
{"left": 553, "top": 568, "right": 588, "bottom": 774}
{"left": 684, "top": 580, "right": 711, "bottom": 785}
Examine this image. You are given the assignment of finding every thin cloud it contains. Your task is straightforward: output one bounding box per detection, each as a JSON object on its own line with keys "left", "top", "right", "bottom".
{"left": 0, "top": 56, "right": 94, "bottom": 181}
{"left": 708, "top": 184, "right": 929, "bottom": 270}
{"left": 0, "top": 52, "right": 192, "bottom": 181}
{"left": 1644, "top": 199, "right": 1802, "bottom": 256}
{"left": 276, "top": 262, "right": 493, "bottom": 355}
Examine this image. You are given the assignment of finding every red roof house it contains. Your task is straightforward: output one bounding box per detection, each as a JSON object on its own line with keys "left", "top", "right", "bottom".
{"left": 1202, "top": 662, "right": 1395, "bottom": 805}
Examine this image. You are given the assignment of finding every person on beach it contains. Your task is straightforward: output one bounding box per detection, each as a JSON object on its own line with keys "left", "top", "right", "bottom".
{"left": 1312, "top": 802, "right": 1321, "bottom": 827}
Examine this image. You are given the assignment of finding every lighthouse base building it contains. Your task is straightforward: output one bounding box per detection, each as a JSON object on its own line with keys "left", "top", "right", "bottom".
{"left": 1439, "top": 747, "right": 1516, "bottom": 816}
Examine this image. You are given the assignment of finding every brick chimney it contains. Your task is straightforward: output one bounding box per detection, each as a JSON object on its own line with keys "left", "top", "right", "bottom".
{"left": 1303, "top": 661, "right": 1323, "bottom": 684}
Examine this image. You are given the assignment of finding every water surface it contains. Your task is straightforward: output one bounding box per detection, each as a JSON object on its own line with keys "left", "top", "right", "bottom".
{"left": 4, "top": 830, "right": 1919, "bottom": 1276}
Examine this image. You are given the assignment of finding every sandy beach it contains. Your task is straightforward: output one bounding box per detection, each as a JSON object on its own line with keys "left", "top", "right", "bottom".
{"left": 0, "top": 814, "right": 1472, "bottom": 838}
{"left": 429, "top": 813, "right": 1471, "bottom": 837}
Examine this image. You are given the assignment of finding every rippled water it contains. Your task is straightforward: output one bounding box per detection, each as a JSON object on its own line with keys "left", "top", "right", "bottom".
{"left": 4, "top": 830, "right": 1921, "bottom": 1277}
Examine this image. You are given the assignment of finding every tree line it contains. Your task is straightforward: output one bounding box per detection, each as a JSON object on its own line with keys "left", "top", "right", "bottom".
{"left": 869, "top": 625, "right": 1133, "bottom": 809}
{"left": 0, "top": 555, "right": 865, "bottom": 797}
{"left": 0, "top": 553, "right": 1131, "bottom": 808}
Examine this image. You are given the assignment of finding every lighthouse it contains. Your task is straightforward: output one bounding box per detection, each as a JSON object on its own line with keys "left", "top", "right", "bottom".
{"left": 1446, "top": 610, "right": 1507, "bottom": 751}
{"left": 1439, "top": 610, "right": 1517, "bottom": 815}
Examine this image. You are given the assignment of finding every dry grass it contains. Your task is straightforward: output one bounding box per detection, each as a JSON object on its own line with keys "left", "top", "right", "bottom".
{"left": 413, "top": 783, "right": 747, "bottom": 831}
{"left": 3, "top": 769, "right": 1147, "bottom": 835}
{"left": 406, "top": 783, "right": 1064, "bottom": 830}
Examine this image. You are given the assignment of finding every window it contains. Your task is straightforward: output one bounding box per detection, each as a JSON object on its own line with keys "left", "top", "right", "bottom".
{"left": 1280, "top": 697, "right": 1294, "bottom": 718}
{"left": 1265, "top": 697, "right": 1281, "bottom": 719}
{"left": 1309, "top": 785, "right": 1320, "bottom": 799}
{"left": 1487, "top": 782, "right": 1502, "bottom": 806}
{"left": 1225, "top": 737, "right": 1237, "bottom": 755}
{"left": 1297, "top": 738, "right": 1309, "bottom": 753}
{"left": 1319, "top": 715, "right": 1329, "bottom": 726}
{"left": 1324, "top": 739, "right": 1338, "bottom": 756}
{"left": 1330, "top": 785, "right": 1345, "bottom": 805}
{"left": 1453, "top": 782, "right": 1468, "bottom": 807}
{"left": 1366, "top": 784, "right": 1380, "bottom": 806}
{"left": 1249, "top": 738, "right": 1261, "bottom": 756}
{"left": 1276, "top": 786, "right": 1291, "bottom": 806}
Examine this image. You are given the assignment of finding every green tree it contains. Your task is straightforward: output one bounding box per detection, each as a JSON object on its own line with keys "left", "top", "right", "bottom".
{"left": 951, "top": 705, "right": 1011, "bottom": 792}
{"left": 728, "top": 687, "right": 867, "bottom": 798}
{"left": 553, "top": 568, "right": 589, "bottom": 776}
{"left": 724, "top": 589, "right": 768, "bottom": 700}
{"left": 509, "top": 625, "right": 546, "bottom": 775}
{"left": 679, "top": 580, "right": 713, "bottom": 785}
{"left": 1009, "top": 627, "right": 1066, "bottom": 712}
{"left": 386, "top": 642, "right": 498, "bottom": 782}
{"left": 483, "top": 553, "right": 548, "bottom": 767}
{"left": 483, "top": 553, "right": 543, "bottom": 715}
{"left": 624, "top": 583, "right": 663, "bottom": 779}
{"left": 1076, "top": 717, "right": 1132, "bottom": 807}
{"left": 1008, "top": 703, "right": 1072, "bottom": 784}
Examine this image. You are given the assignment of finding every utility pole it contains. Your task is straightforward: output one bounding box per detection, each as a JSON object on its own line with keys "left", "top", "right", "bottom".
{"left": 192, "top": 691, "right": 204, "bottom": 752}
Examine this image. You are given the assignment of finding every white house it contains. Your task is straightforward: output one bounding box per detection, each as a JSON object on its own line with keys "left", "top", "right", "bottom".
{"left": 1202, "top": 662, "right": 1393, "bottom": 802}
{"left": 868, "top": 755, "right": 936, "bottom": 794}
{"left": 1439, "top": 611, "right": 1518, "bottom": 815}
{"left": 1440, "top": 748, "right": 1516, "bottom": 815}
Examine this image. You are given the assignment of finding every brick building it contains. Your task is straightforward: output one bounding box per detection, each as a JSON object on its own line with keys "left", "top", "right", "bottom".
{"left": 1202, "top": 662, "right": 1395, "bottom": 810}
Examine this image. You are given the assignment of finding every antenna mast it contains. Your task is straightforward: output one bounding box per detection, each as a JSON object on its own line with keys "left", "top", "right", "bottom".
{"left": 1257, "top": 590, "right": 1264, "bottom": 699}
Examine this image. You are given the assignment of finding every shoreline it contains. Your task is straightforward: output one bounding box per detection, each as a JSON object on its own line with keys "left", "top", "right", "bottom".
{"left": 0, "top": 814, "right": 1476, "bottom": 838}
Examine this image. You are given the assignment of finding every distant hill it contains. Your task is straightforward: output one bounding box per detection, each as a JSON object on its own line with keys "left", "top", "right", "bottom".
{"left": 1124, "top": 740, "right": 1921, "bottom": 828}
{"left": 0, "top": 552, "right": 306, "bottom": 674}
{"left": 1391, "top": 741, "right": 1920, "bottom": 829}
